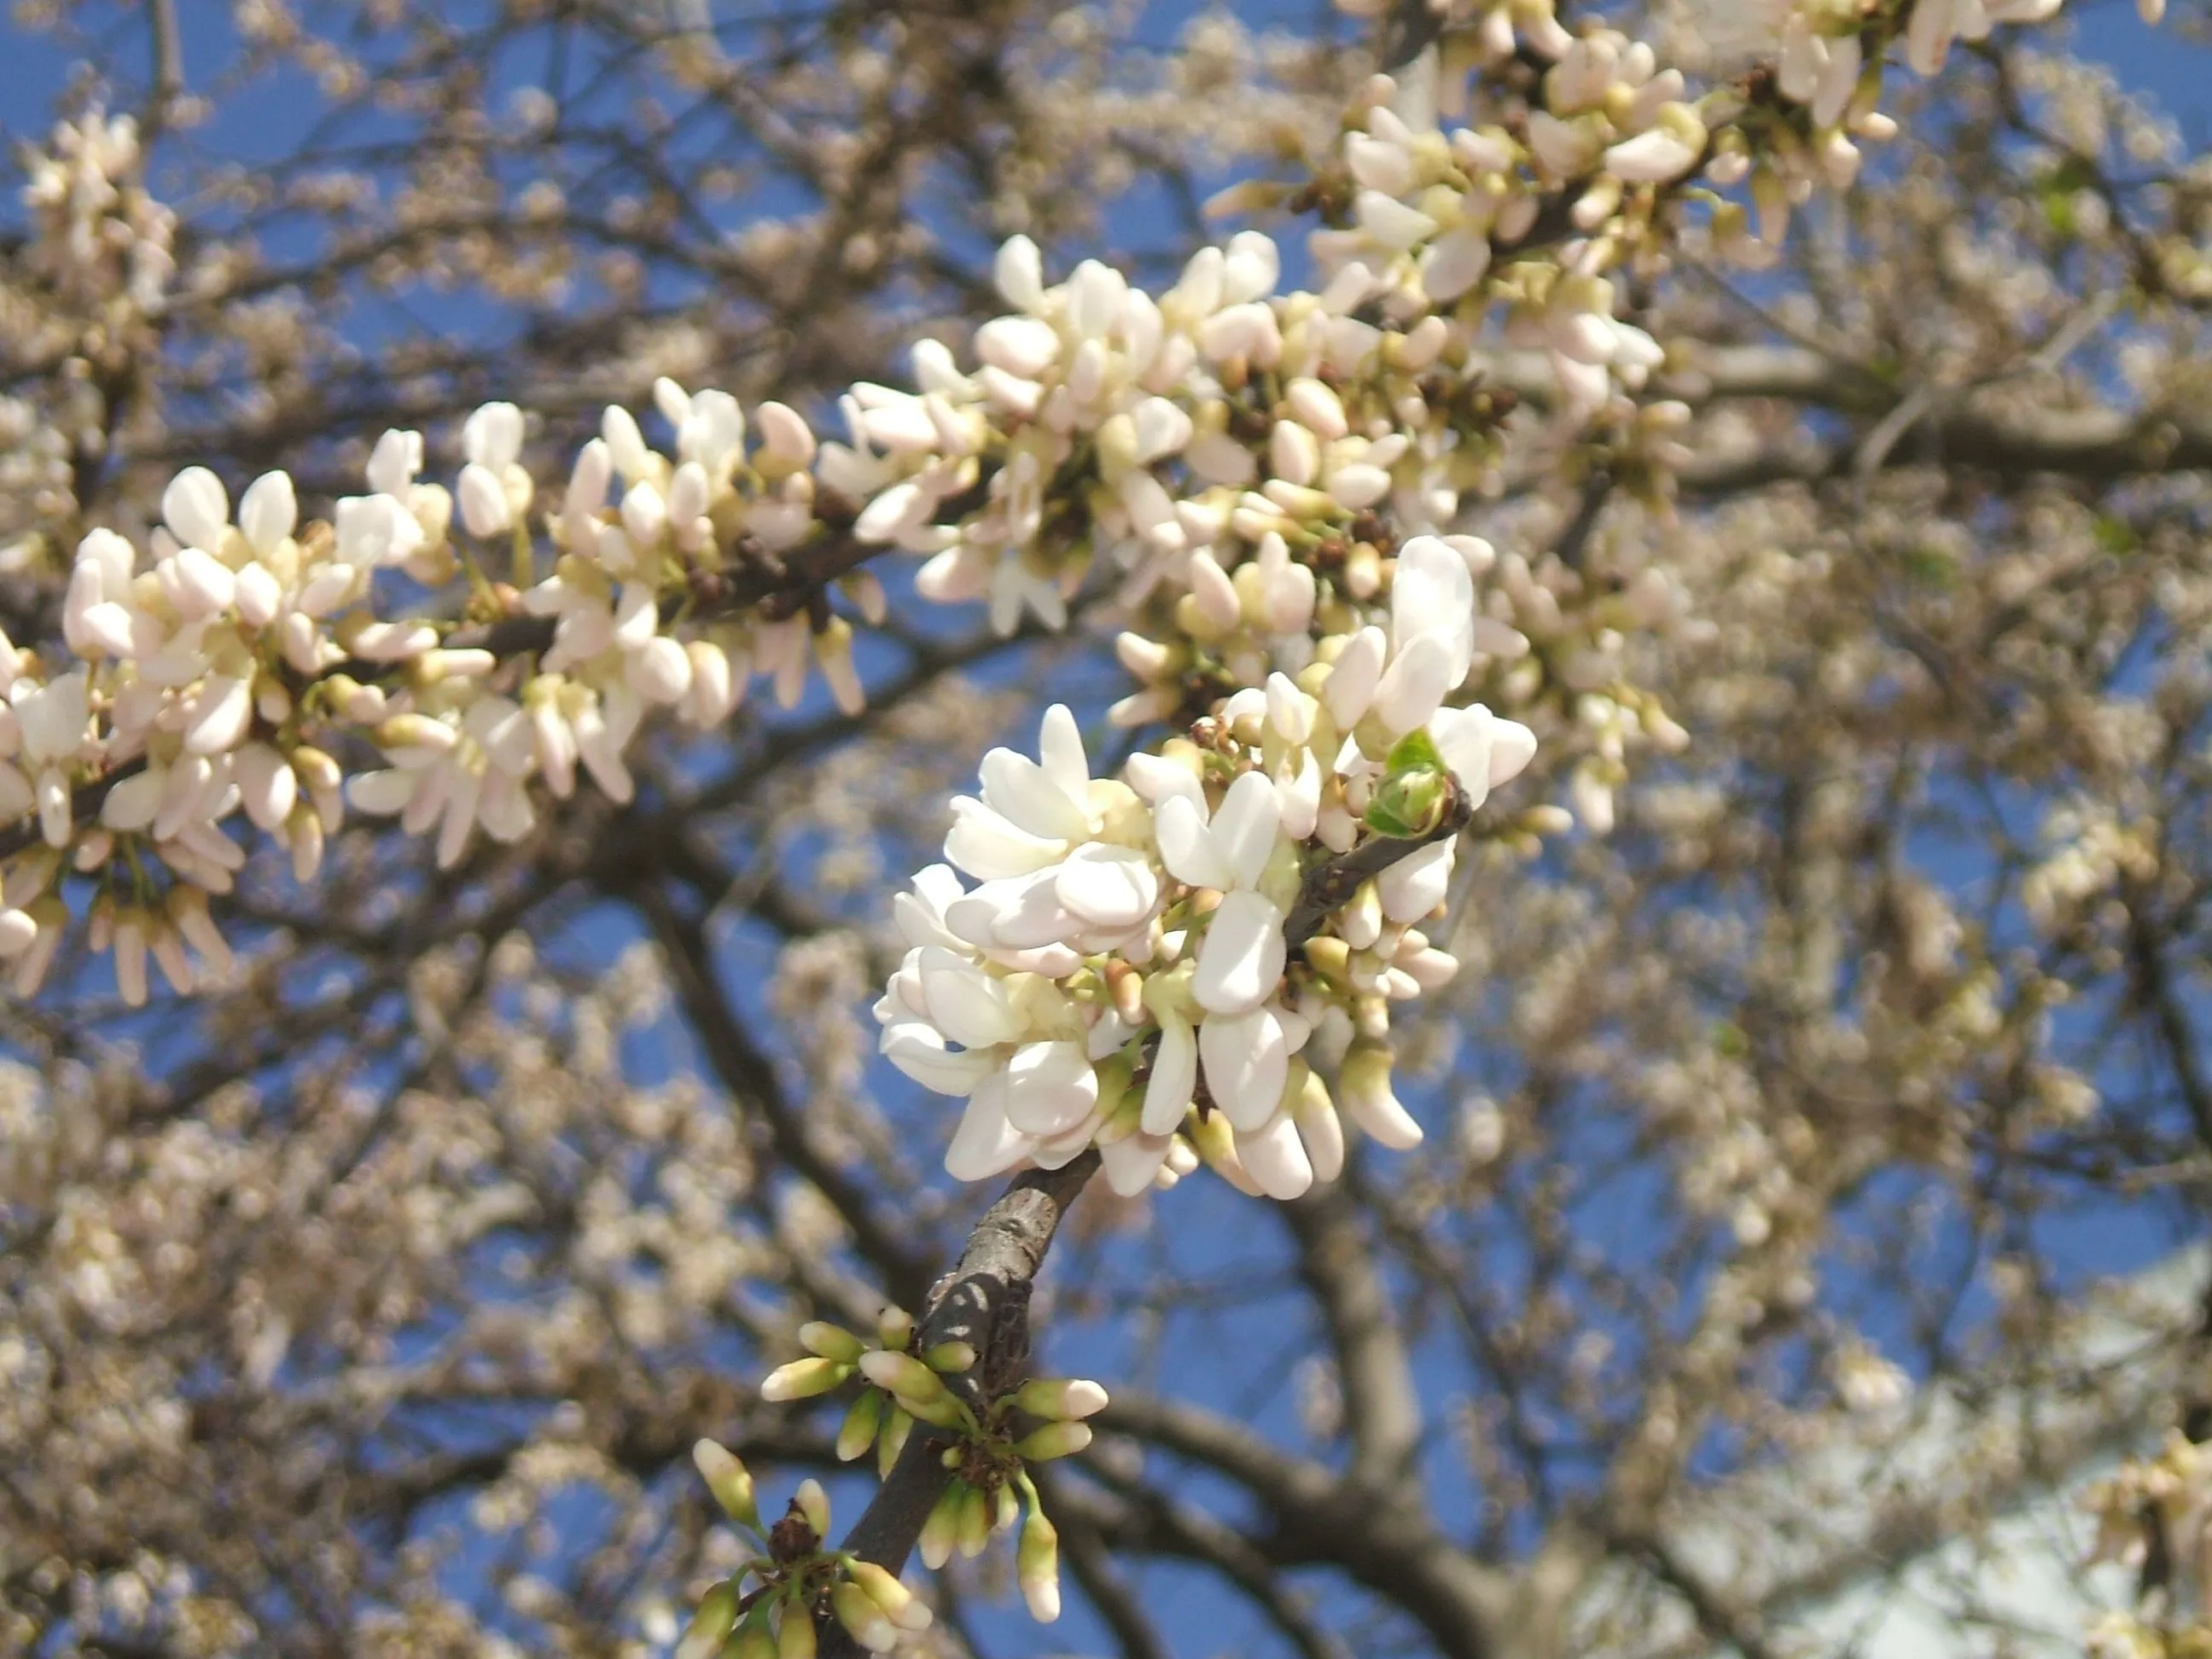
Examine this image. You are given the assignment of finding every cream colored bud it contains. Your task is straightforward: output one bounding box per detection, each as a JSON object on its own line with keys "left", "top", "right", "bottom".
{"left": 692, "top": 1440, "right": 760, "bottom": 1527}
{"left": 760, "top": 1356, "right": 850, "bottom": 1401}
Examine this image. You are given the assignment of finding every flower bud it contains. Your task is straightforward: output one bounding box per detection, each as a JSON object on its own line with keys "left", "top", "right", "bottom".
{"left": 760, "top": 1356, "right": 851, "bottom": 1402}
{"left": 956, "top": 1482, "right": 993, "bottom": 1559}
{"left": 918, "top": 1482, "right": 964, "bottom": 1570}
{"left": 1012, "top": 1421, "right": 1094, "bottom": 1462}
{"left": 876, "top": 1406, "right": 912, "bottom": 1480}
{"left": 847, "top": 1560, "right": 933, "bottom": 1632}
{"left": 800, "top": 1321, "right": 866, "bottom": 1363}
{"left": 923, "top": 1341, "right": 975, "bottom": 1374}
{"left": 731, "top": 1620, "right": 777, "bottom": 1659}
{"left": 675, "top": 1582, "right": 738, "bottom": 1659}
{"left": 836, "top": 1388, "right": 882, "bottom": 1463}
{"left": 794, "top": 1478, "right": 832, "bottom": 1541}
{"left": 1019, "top": 1508, "right": 1062, "bottom": 1623}
{"left": 876, "top": 1306, "right": 914, "bottom": 1351}
{"left": 1013, "top": 1378, "right": 1109, "bottom": 1421}
{"left": 1341, "top": 1041, "right": 1423, "bottom": 1150}
{"left": 832, "top": 1581, "right": 898, "bottom": 1652}
{"left": 692, "top": 1440, "right": 760, "bottom": 1528}
{"left": 777, "top": 1607, "right": 816, "bottom": 1659}
{"left": 857, "top": 1349, "right": 947, "bottom": 1405}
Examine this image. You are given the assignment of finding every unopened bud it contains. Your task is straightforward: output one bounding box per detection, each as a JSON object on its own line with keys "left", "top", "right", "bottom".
{"left": 876, "top": 1406, "right": 913, "bottom": 1480}
{"left": 836, "top": 1388, "right": 882, "bottom": 1463}
{"left": 776, "top": 1607, "right": 815, "bottom": 1659}
{"left": 876, "top": 1307, "right": 914, "bottom": 1351}
{"left": 794, "top": 1477, "right": 831, "bottom": 1541}
{"left": 691, "top": 1441, "right": 759, "bottom": 1528}
{"left": 918, "top": 1483, "right": 964, "bottom": 1570}
{"left": 858, "top": 1349, "right": 947, "bottom": 1405}
{"left": 1019, "top": 1508, "right": 1063, "bottom": 1623}
{"left": 760, "top": 1356, "right": 850, "bottom": 1401}
{"left": 923, "top": 1341, "right": 975, "bottom": 1374}
{"left": 1013, "top": 1378, "right": 1109, "bottom": 1421}
{"left": 800, "top": 1321, "right": 866, "bottom": 1363}
{"left": 832, "top": 1582, "right": 898, "bottom": 1653}
{"left": 1013, "top": 1421, "right": 1094, "bottom": 1462}
{"left": 847, "top": 1560, "right": 933, "bottom": 1632}
{"left": 956, "top": 1482, "right": 993, "bottom": 1559}
{"left": 675, "top": 1582, "right": 738, "bottom": 1659}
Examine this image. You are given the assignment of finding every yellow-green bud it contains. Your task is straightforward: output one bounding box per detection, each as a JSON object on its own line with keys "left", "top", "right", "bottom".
{"left": 731, "top": 1619, "right": 777, "bottom": 1659}
{"left": 918, "top": 1482, "right": 964, "bottom": 1570}
{"left": 760, "top": 1356, "right": 850, "bottom": 1402}
{"left": 674, "top": 1582, "right": 738, "bottom": 1659}
{"left": 1013, "top": 1421, "right": 1094, "bottom": 1462}
{"left": 1019, "top": 1509, "right": 1063, "bottom": 1623}
{"left": 836, "top": 1388, "right": 882, "bottom": 1463}
{"left": 691, "top": 1441, "right": 759, "bottom": 1528}
{"left": 794, "top": 1478, "right": 831, "bottom": 1541}
{"left": 1013, "top": 1377, "right": 1110, "bottom": 1421}
{"left": 956, "top": 1482, "right": 993, "bottom": 1560}
{"left": 776, "top": 1605, "right": 816, "bottom": 1659}
{"left": 876, "top": 1406, "right": 912, "bottom": 1481}
{"left": 831, "top": 1581, "right": 897, "bottom": 1653}
{"left": 875, "top": 1307, "right": 915, "bottom": 1351}
{"left": 847, "top": 1560, "right": 933, "bottom": 1633}
{"left": 800, "top": 1321, "right": 866, "bottom": 1363}
{"left": 858, "top": 1350, "right": 947, "bottom": 1404}
{"left": 923, "top": 1341, "right": 976, "bottom": 1374}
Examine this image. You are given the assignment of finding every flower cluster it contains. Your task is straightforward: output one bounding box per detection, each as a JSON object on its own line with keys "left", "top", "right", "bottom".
{"left": 2, "top": 375, "right": 864, "bottom": 997}
{"left": 876, "top": 534, "right": 1537, "bottom": 1201}
{"left": 757, "top": 1305, "right": 962, "bottom": 1480}
{"left": 18, "top": 106, "right": 175, "bottom": 317}
{"left": 745, "top": 1306, "right": 1107, "bottom": 1627}
{"left": 684, "top": 1444, "right": 934, "bottom": 1657}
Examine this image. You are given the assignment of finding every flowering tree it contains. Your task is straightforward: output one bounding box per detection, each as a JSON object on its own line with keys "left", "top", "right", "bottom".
{"left": 4, "top": 0, "right": 2211, "bottom": 1654}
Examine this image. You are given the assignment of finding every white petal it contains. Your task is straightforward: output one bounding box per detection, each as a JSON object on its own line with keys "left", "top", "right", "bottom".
{"left": 1100, "top": 1132, "right": 1174, "bottom": 1196}
{"left": 1377, "top": 839, "right": 1453, "bottom": 923}
{"left": 1004, "top": 1040, "right": 1098, "bottom": 1137}
{"left": 1429, "top": 704, "right": 1496, "bottom": 807}
{"left": 1155, "top": 793, "right": 1232, "bottom": 890}
{"left": 1199, "top": 1006, "right": 1289, "bottom": 1133}
{"left": 945, "top": 797, "right": 1065, "bottom": 880}
{"left": 1036, "top": 703, "right": 1091, "bottom": 799}
{"left": 1237, "top": 1110, "right": 1314, "bottom": 1200}
{"left": 1056, "top": 844, "right": 1158, "bottom": 931}
{"left": 1211, "top": 771, "right": 1283, "bottom": 891}
{"left": 918, "top": 946, "right": 1021, "bottom": 1049}
{"left": 100, "top": 768, "right": 165, "bottom": 831}
{"left": 1323, "top": 626, "right": 1387, "bottom": 728}
{"left": 1141, "top": 1010, "right": 1197, "bottom": 1135}
{"left": 1392, "top": 536, "right": 1476, "bottom": 686}
{"left": 183, "top": 675, "right": 253, "bottom": 755}
{"left": 1293, "top": 1086, "right": 1345, "bottom": 1184}
{"left": 1192, "top": 890, "right": 1287, "bottom": 1015}
{"left": 1371, "top": 635, "right": 1454, "bottom": 736}
{"left": 1488, "top": 719, "right": 1538, "bottom": 786}
{"left": 163, "top": 467, "right": 230, "bottom": 550}
{"left": 237, "top": 471, "right": 298, "bottom": 555}
{"left": 945, "top": 1072, "right": 1032, "bottom": 1181}
{"left": 981, "top": 748, "right": 1090, "bottom": 841}
{"left": 883, "top": 1019, "right": 996, "bottom": 1096}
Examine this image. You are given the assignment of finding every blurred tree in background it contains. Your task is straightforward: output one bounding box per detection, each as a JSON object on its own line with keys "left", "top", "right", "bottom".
{"left": 5, "top": 1, "right": 2212, "bottom": 1656}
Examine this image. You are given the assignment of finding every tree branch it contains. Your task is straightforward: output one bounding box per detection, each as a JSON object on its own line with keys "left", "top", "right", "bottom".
{"left": 817, "top": 796, "right": 1491, "bottom": 1650}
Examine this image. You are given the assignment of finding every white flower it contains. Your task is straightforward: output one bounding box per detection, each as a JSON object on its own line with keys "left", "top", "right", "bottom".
{"left": 944, "top": 705, "right": 1105, "bottom": 881}
{"left": 11, "top": 672, "right": 90, "bottom": 847}
{"left": 1155, "top": 771, "right": 1290, "bottom": 1016}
